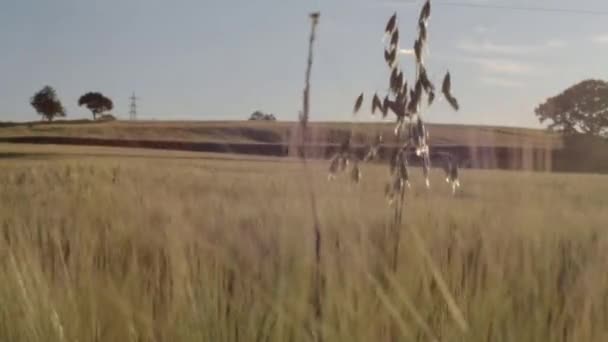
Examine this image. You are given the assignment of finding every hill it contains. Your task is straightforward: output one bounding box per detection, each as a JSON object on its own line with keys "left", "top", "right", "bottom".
{"left": 2, "top": 120, "right": 606, "bottom": 173}
{"left": 0, "top": 120, "right": 562, "bottom": 149}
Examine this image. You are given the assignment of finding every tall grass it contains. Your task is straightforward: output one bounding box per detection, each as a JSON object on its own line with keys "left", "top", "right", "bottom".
{"left": 1, "top": 155, "right": 608, "bottom": 341}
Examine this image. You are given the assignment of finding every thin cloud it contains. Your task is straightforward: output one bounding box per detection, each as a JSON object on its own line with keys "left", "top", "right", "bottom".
{"left": 480, "top": 76, "right": 524, "bottom": 88}
{"left": 465, "top": 57, "right": 534, "bottom": 75}
{"left": 474, "top": 25, "right": 491, "bottom": 35}
{"left": 456, "top": 38, "right": 567, "bottom": 55}
{"left": 592, "top": 33, "right": 608, "bottom": 44}
{"left": 545, "top": 39, "right": 567, "bottom": 48}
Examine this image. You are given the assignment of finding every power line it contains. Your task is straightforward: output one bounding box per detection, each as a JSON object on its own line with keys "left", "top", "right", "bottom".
{"left": 434, "top": 1, "right": 608, "bottom": 16}
{"left": 384, "top": 1, "right": 608, "bottom": 16}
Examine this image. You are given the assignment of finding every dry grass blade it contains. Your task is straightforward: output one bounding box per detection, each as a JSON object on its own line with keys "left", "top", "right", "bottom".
{"left": 419, "top": 66, "right": 435, "bottom": 93}
{"left": 390, "top": 69, "right": 400, "bottom": 94}
{"left": 409, "top": 225, "right": 469, "bottom": 333}
{"left": 390, "top": 28, "right": 400, "bottom": 48}
{"left": 407, "top": 84, "right": 421, "bottom": 114}
{"left": 396, "top": 71, "right": 404, "bottom": 93}
{"left": 419, "top": 0, "right": 431, "bottom": 25}
{"left": 385, "top": 99, "right": 402, "bottom": 120}
{"left": 350, "top": 162, "right": 361, "bottom": 183}
{"left": 384, "top": 49, "right": 392, "bottom": 66}
{"left": 382, "top": 96, "right": 390, "bottom": 118}
{"left": 385, "top": 149, "right": 410, "bottom": 202}
{"left": 442, "top": 71, "right": 452, "bottom": 94}
{"left": 353, "top": 93, "right": 364, "bottom": 115}
{"left": 387, "top": 48, "right": 397, "bottom": 68}
{"left": 418, "top": 20, "right": 428, "bottom": 42}
{"left": 442, "top": 71, "right": 460, "bottom": 111}
{"left": 389, "top": 149, "right": 400, "bottom": 175}
{"left": 428, "top": 90, "right": 435, "bottom": 106}
{"left": 328, "top": 154, "right": 341, "bottom": 179}
{"left": 413, "top": 118, "right": 427, "bottom": 145}
{"left": 414, "top": 39, "right": 423, "bottom": 64}
{"left": 372, "top": 93, "right": 383, "bottom": 115}
{"left": 446, "top": 95, "right": 460, "bottom": 111}
{"left": 398, "top": 156, "right": 409, "bottom": 185}
{"left": 422, "top": 155, "right": 431, "bottom": 188}
{"left": 384, "top": 267, "right": 440, "bottom": 342}
{"left": 366, "top": 273, "right": 414, "bottom": 341}
{"left": 385, "top": 12, "right": 397, "bottom": 34}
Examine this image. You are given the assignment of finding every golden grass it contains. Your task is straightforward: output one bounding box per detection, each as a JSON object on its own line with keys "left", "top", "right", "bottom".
{"left": 1, "top": 145, "right": 607, "bottom": 341}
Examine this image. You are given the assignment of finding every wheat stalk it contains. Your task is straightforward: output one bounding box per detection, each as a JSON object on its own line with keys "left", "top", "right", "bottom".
{"left": 299, "top": 11, "right": 324, "bottom": 342}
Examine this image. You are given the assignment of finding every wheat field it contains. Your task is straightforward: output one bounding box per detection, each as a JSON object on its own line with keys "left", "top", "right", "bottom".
{"left": 1, "top": 144, "right": 608, "bottom": 341}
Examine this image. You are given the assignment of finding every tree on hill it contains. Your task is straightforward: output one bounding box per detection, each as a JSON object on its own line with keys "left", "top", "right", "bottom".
{"left": 535, "top": 79, "right": 608, "bottom": 138}
{"left": 30, "top": 86, "right": 66, "bottom": 122}
{"left": 78, "top": 92, "right": 114, "bottom": 120}
{"left": 249, "top": 110, "right": 276, "bottom": 121}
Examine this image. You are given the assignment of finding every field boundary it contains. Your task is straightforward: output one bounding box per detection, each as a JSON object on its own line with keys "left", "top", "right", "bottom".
{"left": 0, "top": 136, "right": 561, "bottom": 172}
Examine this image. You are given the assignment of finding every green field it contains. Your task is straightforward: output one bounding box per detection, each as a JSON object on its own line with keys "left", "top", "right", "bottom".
{"left": 1, "top": 143, "right": 607, "bottom": 341}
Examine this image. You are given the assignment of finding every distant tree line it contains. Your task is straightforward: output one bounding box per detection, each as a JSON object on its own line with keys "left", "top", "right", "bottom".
{"left": 30, "top": 86, "right": 114, "bottom": 122}
{"left": 30, "top": 87, "right": 281, "bottom": 123}
{"left": 30, "top": 79, "right": 607, "bottom": 132}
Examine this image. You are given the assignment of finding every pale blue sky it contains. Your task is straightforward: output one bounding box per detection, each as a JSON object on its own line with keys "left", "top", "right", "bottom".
{"left": 1, "top": 0, "right": 607, "bottom": 127}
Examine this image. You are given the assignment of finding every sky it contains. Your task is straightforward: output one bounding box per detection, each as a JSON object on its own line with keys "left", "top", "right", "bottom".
{"left": 1, "top": 0, "right": 608, "bottom": 128}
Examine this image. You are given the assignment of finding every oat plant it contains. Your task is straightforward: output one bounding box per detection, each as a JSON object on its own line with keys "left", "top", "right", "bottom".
{"left": 328, "top": 0, "right": 469, "bottom": 335}
{"left": 328, "top": 0, "right": 462, "bottom": 198}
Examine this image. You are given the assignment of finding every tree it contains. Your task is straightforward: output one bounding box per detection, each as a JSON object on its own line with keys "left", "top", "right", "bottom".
{"left": 535, "top": 79, "right": 608, "bottom": 138}
{"left": 249, "top": 111, "right": 265, "bottom": 120}
{"left": 249, "top": 110, "right": 277, "bottom": 121}
{"left": 78, "top": 92, "right": 113, "bottom": 120}
{"left": 30, "top": 86, "right": 66, "bottom": 122}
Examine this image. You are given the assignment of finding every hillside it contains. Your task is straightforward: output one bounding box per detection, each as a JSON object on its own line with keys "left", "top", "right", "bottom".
{"left": 0, "top": 120, "right": 562, "bottom": 149}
